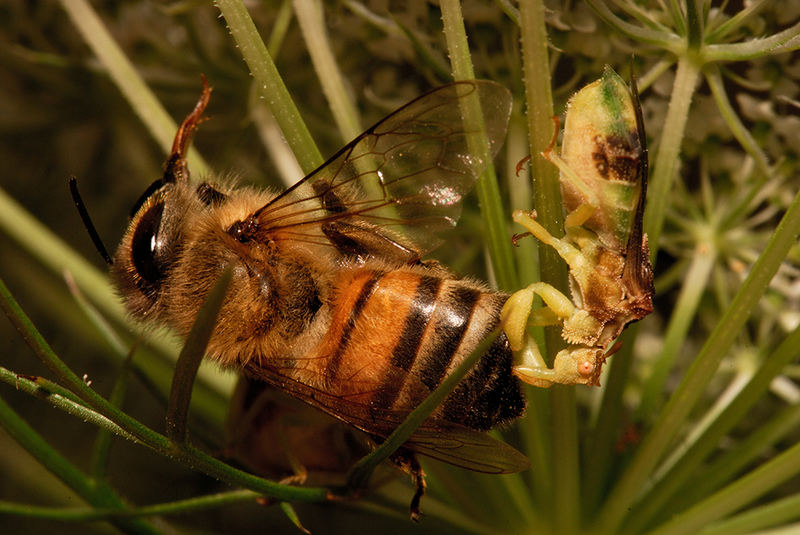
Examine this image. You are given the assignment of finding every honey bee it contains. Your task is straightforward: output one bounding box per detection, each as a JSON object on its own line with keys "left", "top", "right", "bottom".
{"left": 108, "top": 78, "right": 528, "bottom": 516}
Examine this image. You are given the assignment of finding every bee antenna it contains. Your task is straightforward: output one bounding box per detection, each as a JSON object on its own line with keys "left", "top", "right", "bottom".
{"left": 69, "top": 177, "right": 114, "bottom": 266}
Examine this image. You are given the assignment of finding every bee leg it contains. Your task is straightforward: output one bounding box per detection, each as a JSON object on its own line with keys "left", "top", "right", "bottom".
{"left": 390, "top": 449, "right": 426, "bottom": 521}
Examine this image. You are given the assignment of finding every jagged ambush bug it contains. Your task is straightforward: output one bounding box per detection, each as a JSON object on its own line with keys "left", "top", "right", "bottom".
{"left": 502, "top": 66, "right": 654, "bottom": 388}
{"left": 74, "top": 78, "right": 531, "bottom": 519}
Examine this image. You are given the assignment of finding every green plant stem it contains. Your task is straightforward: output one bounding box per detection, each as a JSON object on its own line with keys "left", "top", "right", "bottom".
{"left": 702, "top": 20, "right": 800, "bottom": 62}
{"left": 58, "top": 0, "right": 207, "bottom": 176}
{"left": 643, "top": 56, "right": 700, "bottom": 259}
{"left": 506, "top": 110, "right": 538, "bottom": 286}
{"left": 293, "top": 0, "right": 362, "bottom": 141}
{"left": 0, "top": 394, "right": 163, "bottom": 534}
{"left": 585, "top": 0, "right": 681, "bottom": 48}
{"left": 0, "top": 276, "right": 329, "bottom": 504}
{"left": 166, "top": 267, "right": 232, "bottom": 443}
{"left": 267, "top": 0, "right": 294, "bottom": 56}
{"left": 647, "top": 439, "right": 800, "bottom": 535}
{"left": 671, "top": 400, "right": 800, "bottom": 515}
{"left": 280, "top": 502, "right": 311, "bottom": 534}
{"left": 440, "top": 0, "right": 517, "bottom": 292}
{"left": 705, "top": 65, "right": 771, "bottom": 178}
{"left": 623, "top": 323, "right": 800, "bottom": 533}
{"left": 0, "top": 368, "right": 138, "bottom": 444}
{"left": 704, "top": 0, "right": 771, "bottom": 45}
{"left": 518, "top": 0, "right": 578, "bottom": 531}
{"left": 685, "top": 0, "right": 704, "bottom": 50}
{"left": 0, "top": 490, "right": 262, "bottom": 521}
{"left": 595, "top": 182, "right": 800, "bottom": 535}
{"left": 638, "top": 241, "right": 716, "bottom": 418}
{"left": 215, "top": 0, "right": 323, "bottom": 174}
{"left": 581, "top": 326, "right": 637, "bottom": 514}
{"left": 698, "top": 492, "right": 800, "bottom": 535}
{"left": 90, "top": 361, "right": 131, "bottom": 480}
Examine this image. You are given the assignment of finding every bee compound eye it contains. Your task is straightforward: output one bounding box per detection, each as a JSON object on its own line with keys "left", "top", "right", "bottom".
{"left": 131, "top": 201, "right": 166, "bottom": 284}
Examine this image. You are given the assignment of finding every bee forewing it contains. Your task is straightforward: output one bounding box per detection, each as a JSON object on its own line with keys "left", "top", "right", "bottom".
{"left": 406, "top": 424, "right": 530, "bottom": 474}
{"left": 243, "top": 361, "right": 528, "bottom": 474}
{"left": 253, "top": 81, "right": 513, "bottom": 258}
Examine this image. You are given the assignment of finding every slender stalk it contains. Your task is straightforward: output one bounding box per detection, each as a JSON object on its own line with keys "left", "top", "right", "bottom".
{"left": 166, "top": 267, "right": 232, "bottom": 443}
{"left": 293, "top": 0, "right": 362, "bottom": 141}
{"left": 672, "top": 402, "right": 800, "bottom": 514}
{"left": 685, "top": 0, "right": 704, "bottom": 51}
{"left": 506, "top": 110, "right": 538, "bottom": 286}
{"left": 440, "top": 0, "right": 518, "bottom": 292}
{"left": 0, "top": 368, "right": 138, "bottom": 444}
{"left": 643, "top": 57, "right": 700, "bottom": 259}
{"left": 704, "top": 0, "right": 771, "bottom": 42}
{"left": 702, "top": 20, "right": 800, "bottom": 62}
{"left": 267, "top": 0, "right": 294, "bottom": 56}
{"left": 90, "top": 362, "right": 131, "bottom": 480}
{"left": 585, "top": 0, "right": 682, "bottom": 48}
{"left": 705, "top": 65, "right": 771, "bottom": 178}
{"left": 215, "top": 0, "right": 323, "bottom": 174}
{"left": 698, "top": 493, "right": 800, "bottom": 535}
{"left": 0, "top": 490, "right": 261, "bottom": 521}
{"left": 647, "top": 440, "right": 800, "bottom": 535}
{"left": 623, "top": 323, "right": 800, "bottom": 533}
{"left": 581, "top": 327, "right": 637, "bottom": 514}
{"left": 638, "top": 241, "right": 716, "bottom": 418}
{"left": 280, "top": 502, "right": 311, "bottom": 534}
{"left": 57, "top": 0, "right": 207, "bottom": 176}
{"left": 518, "top": 0, "right": 579, "bottom": 531}
{"left": 0, "top": 394, "right": 163, "bottom": 534}
{"left": 595, "top": 184, "right": 800, "bottom": 534}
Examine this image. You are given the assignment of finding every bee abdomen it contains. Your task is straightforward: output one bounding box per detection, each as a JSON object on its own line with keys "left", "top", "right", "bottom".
{"left": 324, "top": 269, "right": 524, "bottom": 431}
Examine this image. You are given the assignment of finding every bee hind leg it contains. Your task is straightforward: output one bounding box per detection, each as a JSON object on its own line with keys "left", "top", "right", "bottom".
{"left": 390, "top": 449, "right": 426, "bottom": 521}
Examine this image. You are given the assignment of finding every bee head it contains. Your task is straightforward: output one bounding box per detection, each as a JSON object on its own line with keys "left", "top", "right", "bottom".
{"left": 111, "top": 178, "right": 193, "bottom": 317}
{"left": 112, "top": 77, "right": 214, "bottom": 317}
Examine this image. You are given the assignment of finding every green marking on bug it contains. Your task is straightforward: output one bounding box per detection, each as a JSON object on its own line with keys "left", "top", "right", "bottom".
{"left": 502, "top": 67, "right": 654, "bottom": 388}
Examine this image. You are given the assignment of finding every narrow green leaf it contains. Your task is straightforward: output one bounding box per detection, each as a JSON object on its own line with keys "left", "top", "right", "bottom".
{"left": 215, "top": 0, "right": 324, "bottom": 173}
{"left": 596, "top": 182, "right": 800, "bottom": 534}
{"left": 699, "top": 493, "right": 800, "bottom": 535}
{"left": 440, "top": 0, "right": 518, "bottom": 292}
{"left": 57, "top": 0, "right": 208, "bottom": 176}
{"left": 648, "top": 440, "right": 800, "bottom": 535}
{"left": 623, "top": 323, "right": 800, "bottom": 532}
{"left": 0, "top": 393, "right": 163, "bottom": 534}
{"left": 166, "top": 266, "right": 233, "bottom": 444}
